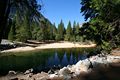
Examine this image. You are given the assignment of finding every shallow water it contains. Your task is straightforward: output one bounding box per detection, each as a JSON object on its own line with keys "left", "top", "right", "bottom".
{"left": 0, "top": 48, "right": 94, "bottom": 75}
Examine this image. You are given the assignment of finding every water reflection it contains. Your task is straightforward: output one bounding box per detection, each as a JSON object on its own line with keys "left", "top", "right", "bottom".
{"left": 40, "top": 51, "right": 87, "bottom": 72}
{"left": 33, "top": 49, "right": 88, "bottom": 73}
{"left": 70, "top": 53, "right": 73, "bottom": 65}
{"left": 46, "top": 52, "right": 60, "bottom": 67}
{"left": 0, "top": 48, "right": 93, "bottom": 75}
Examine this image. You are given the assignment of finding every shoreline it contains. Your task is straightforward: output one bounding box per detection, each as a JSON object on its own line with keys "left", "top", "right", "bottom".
{"left": 1, "top": 42, "right": 96, "bottom": 53}
{"left": 1, "top": 54, "right": 120, "bottom": 80}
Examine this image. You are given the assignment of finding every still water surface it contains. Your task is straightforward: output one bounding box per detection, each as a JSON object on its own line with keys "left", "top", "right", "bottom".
{"left": 0, "top": 48, "right": 94, "bottom": 75}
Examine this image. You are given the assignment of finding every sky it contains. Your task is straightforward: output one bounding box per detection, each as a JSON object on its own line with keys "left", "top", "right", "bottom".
{"left": 37, "top": 0, "right": 85, "bottom": 28}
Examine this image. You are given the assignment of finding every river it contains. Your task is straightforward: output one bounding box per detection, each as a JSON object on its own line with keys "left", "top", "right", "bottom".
{"left": 0, "top": 48, "right": 94, "bottom": 76}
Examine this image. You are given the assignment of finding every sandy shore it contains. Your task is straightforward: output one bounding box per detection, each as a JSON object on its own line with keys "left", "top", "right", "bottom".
{"left": 1, "top": 42, "right": 96, "bottom": 53}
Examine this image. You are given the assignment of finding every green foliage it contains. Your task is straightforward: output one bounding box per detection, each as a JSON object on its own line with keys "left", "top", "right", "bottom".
{"left": 8, "top": 17, "right": 16, "bottom": 41}
{"left": 52, "top": 23, "right": 57, "bottom": 40}
{"left": 8, "top": 23, "right": 16, "bottom": 41}
{"left": 73, "top": 21, "right": 76, "bottom": 35}
{"left": 32, "top": 26, "right": 40, "bottom": 40}
{"left": 55, "top": 34, "right": 61, "bottom": 41}
{"left": 65, "top": 21, "right": 73, "bottom": 41}
{"left": 81, "top": 0, "right": 120, "bottom": 51}
{"left": 57, "top": 20, "right": 65, "bottom": 40}
{"left": 0, "top": 0, "right": 41, "bottom": 43}
{"left": 75, "top": 23, "right": 80, "bottom": 36}
{"left": 36, "top": 29, "right": 44, "bottom": 41}
{"left": 16, "top": 27, "right": 28, "bottom": 42}
{"left": 8, "top": 10, "right": 86, "bottom": 43}
{"left": 15, "top": 12, "right": 32, "bottom": 42}
{"left": 66, "top": 21, "right": 72, "bottom": 35}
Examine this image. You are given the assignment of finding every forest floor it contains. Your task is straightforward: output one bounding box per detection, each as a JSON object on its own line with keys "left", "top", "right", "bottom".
{"left": 1, "top": 40, "right": 96, "bottom": 53}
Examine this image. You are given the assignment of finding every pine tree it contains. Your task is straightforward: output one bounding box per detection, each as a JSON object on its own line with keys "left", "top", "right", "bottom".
{"left": 57, "top": 20, "right": 65, "bottom": 40}
{"left": 15, "top": 11, "right": 31, "bottom": 42}
{"left": 65, "top": 21, "right": 72, "bottom": 41}
{"left": 52, "top": 23, "right": 57, "bottom": 40}
{"left": 8, "top": 21, "right": 16, "bottom": 41}
{"left": 75, "top": 23, "right": 80, "bottom": 36}
{"left": 73, "top": 21, "right": 76, "bottom": 35}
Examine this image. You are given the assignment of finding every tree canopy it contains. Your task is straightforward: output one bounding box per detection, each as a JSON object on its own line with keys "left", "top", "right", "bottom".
{"left": 81, "top": 0, "right": 120, "bottom": 51}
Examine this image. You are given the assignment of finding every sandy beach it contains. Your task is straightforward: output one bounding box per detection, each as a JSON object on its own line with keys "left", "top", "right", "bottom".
{"left": 1, "top": 42, "right": 96, "bottom": 53}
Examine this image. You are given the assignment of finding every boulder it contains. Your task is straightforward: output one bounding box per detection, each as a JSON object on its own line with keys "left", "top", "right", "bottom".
{"left": 75, "top": 59, "right": 91, "bottom": 72}
{"left": 32, "top": 72, "right": 49, "bottom": 80}
{"left": 24, "top": 68, "right": 33, "bottom": 74}
{"left": 49, "top": 74, "right": 59, "bottom": 79}
{"left": 8, "top": 71, "right": 17, "bottom": 75}
{"left": 59, "top": 67, "right": 71, "bottom": 76}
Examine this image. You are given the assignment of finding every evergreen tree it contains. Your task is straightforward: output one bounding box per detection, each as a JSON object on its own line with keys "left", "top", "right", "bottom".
{"left": 57, "top": 20, "right": 65, "bottom": 40}
{"left": 36, "top": 28, "right": 44, "bottom": 41}
{"left": 15, "top": 11, "right": 32, "bottom": 42}
{"left": 52, "top": 23, "right": 57, "bottom": 40}
{"left": 46, "top": 21, "right": 53, "bottom": 40}
{"left": 8, "top": 21, "right": 16, "bottom": 41}
{"left": 75, "top": 23, "right": 83, "bottom": 42}
{"left": 65, "top": 21, "right": 73, "bottom": 41}
{"left": 32, "top": 25, "right": 40, "bottom": 40}
{"left": 73, "top": 21, "right": 76, "bottom": 35}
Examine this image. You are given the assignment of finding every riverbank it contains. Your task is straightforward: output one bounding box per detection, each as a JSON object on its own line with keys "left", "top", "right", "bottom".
{"left": 0, "top": 54, "right": 120, "bottom": 80}
{"left": 1, "top": 41, "right": 96, "bottom": 53}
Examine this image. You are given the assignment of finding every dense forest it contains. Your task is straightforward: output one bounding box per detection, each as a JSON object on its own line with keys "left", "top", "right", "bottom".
{"left": 8, "top": 18, "right": 84, "bottom": 42}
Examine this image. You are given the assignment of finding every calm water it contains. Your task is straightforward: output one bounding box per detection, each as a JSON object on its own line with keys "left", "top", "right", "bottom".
{"left": 0, "top": 48, "right": 94, "bottom": 75}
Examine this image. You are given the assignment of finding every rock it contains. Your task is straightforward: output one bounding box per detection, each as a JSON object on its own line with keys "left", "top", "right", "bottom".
{"left": 24, "top": 68, "right": 33, "bottom": 74}
{"left": 32, "top": 72, "right": 49, "bottom": 80}
{"left": 49, "top": 74, "right": 59, "bottom": 78}
{"left": 8, "top": 71, "right": 17, "bottom": 75}
{"left": 17, "top": 73, "right": 33, "bottom": 80}
{"left": 59, "top": 67, "right": 71, "bottom": 76}
{"left": 107, "top": 55, "right": 120, "bottom": 63}
{"left": 48, "top": 69, "right": 55, "bottom": 74}
{"left": 75, "top": 59, "right": 91, "bottom": 72}
{"left": 58, "top": 67, "right": 73, "bottom": 79}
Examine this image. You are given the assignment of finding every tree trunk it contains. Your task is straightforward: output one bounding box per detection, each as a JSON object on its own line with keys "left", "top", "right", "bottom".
{"left": 0, "top": 0, "right": 10, "bottom": 43}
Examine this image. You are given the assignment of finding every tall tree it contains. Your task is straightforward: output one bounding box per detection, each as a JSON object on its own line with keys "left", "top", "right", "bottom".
{"left": 75, "top": 23, "right": 80, "bottom": 36}
{"left": 73, "top": 21, "right": 76, "bottom": 35}
{"left": 57, "top": 20, "right": 65, "bottom": 40}
{"left": 65, "top": 21, "right": 73, "bottom": 41}
{"left": 8, "top": 20, "right": 16, "bottom": 41}
{"left": 52, "top": 23, "right": 57, "bottom": 40}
